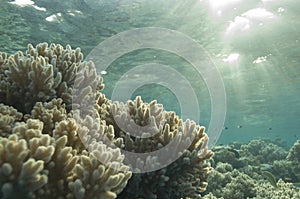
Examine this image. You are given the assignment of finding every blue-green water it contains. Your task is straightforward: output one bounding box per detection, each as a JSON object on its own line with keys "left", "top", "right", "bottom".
{"left": 1, "top": 1, "right": 300, "bottom": 199}
{"left": 1, "top": 0, "right": 299, "bottom": 146}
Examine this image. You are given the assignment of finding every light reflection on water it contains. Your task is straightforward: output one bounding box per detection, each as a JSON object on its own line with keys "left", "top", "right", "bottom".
{"left": 1, "top": 0, "right": 299, "bottom": 146}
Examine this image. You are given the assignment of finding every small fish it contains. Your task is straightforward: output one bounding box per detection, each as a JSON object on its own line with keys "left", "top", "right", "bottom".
{"left": 262, "top": 171, "right": 278, "bottom": 188}
{"left": 100, "top": 70, "right": 107, "bottom": 75}
{"left": 268, "top": 127, "right": 272, "bottom": 130}
{"left": 284, "top": 177, "right": 292, "bottom": 182}
{"left": 260, "top": 164, "right": 273, "bottom": 171}
{"left": 237, "top": 125, "right": 242, "bottom": 128}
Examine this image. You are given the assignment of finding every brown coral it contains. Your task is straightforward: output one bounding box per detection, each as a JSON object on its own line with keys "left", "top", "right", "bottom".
{"left": 0, "top": 118, "right": 132, "bottom": 199}
{"left": 0, "top": 43, "right": 131, "bottom": 199}
{"left": 0, "top": 42, "right": 214, "bottom": 199}
{"left": 287, "top": 140, "right": 300, "bottom": 162}
{"left": 0, "top": 43, "right": 104, "bottom": 113}
{"left": 0, "top": 103, "right": 23, "bottom": 137}
{"left": 31, "top": 98, "right": 68, "bottom": 134}
{"left": 103, "top": 97, "right": 213, "bottom": 199}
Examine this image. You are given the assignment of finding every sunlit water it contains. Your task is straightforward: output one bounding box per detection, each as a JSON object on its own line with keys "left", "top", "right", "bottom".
{"left": 1, "top": 0, "right": 299, "bottom": 147}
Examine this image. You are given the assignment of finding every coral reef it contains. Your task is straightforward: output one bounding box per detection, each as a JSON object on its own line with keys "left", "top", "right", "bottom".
{"left": 271, "top": 140, "right": 300, "bottom": 182}
{"left": 0, "top": 117, "right": 131, "bottom": 199}
{"left": 0, "top": 42, "right": 103, "bottom": 113}
{"left": 239, "top": 139, "right": 287, "bottom": 165}
{"left": 204, "top": 139, "right": 300, "bottom": 199}
{"left": 0, "top": 42, "right": 213, "bottom": 199}
{"left": 287, "top": 140, "right": 300, "bottom": 162}
{"left": 97, "top": 95, "right": 214, "bottom": 199}
{"left": 0, "top": 43, "right": 130, "bottom": 199}
{"left": 205, "top": 163, "right": 256, "bottom": 199}
{"left": 0, "top": 103, "right": 23, "bottom": 137}
{"left": 256, "top": 179, "right": 300, "bottom": 199}
{"left": 211, "top": 145, "right": 245, "bottom": 169}
{"left": 1, "top": 41, "right": 300, "bottom": 199}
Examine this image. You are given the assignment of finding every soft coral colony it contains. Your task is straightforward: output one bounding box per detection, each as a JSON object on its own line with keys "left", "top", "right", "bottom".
{"left": 0, "top": 43, "right": 213, "bottom": 199}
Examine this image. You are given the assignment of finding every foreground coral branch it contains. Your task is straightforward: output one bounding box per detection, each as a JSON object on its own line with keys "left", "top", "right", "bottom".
{"left": 0, "top": 42, "right": 213, "bottom": 199}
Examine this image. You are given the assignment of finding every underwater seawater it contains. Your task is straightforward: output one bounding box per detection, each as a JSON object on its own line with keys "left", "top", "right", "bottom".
{"left": 0, "top": 0, "right": 299, "bottom": 198}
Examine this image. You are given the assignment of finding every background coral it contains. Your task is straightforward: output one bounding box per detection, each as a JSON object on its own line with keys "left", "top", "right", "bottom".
{"left": 256, "top": 179, "right": 300, "bottom": 199}
{"left": 205, "top": 163, "right": 256, "bottom": 199}
{"left": 204, "top": 139, "right": 300, "bottom": 199}
{"left": 239, "top": 139, "right": 287, "bottom": 165}
{"left": 271, "top": 140, "right": 300, "bottom": 182}
{"left": 287, "top": 140, "right": 300, "bottom": 162}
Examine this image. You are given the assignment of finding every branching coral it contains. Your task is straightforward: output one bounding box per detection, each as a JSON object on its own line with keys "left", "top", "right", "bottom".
{"left": 287, "top": 140, "right": 300, "bottom": 162}
{"left": 0, "top": 43, "right": 130, "bottom": 199}
{"left": 205, "top": 162, "right": 258, "bottom": 199}
{"left": 70, "top": 145, "right": 132, "bottom": 199}
{"left": 3, "top": 51, "right": 61, "bottom": 112}
{"left": 0, "top": 103, "right": 23, "bottom": 137}
{"left": 99, "top": 96, "right": 214, "bottom": 199}
{"left": 239, "top": 139, "right": 287, "bottom": 165}
{"left": 256, "top": 179, "right": 300, "bottom": 199}
{"left": 0, "top": 42, "right": 104, "bottom": 113}
{"left": 0, "top": 42, "right": 214, "bottom": 199}
{"left": 205, "top": 139, "right": 300, "bottom": 199}
{"left": 271, "top": 140, "right": 300, "bottom": 182}
{"left": 212, "top": 145, "right": 245, "bottom": 169}
{"left": 0, "top": 119, "right": 53, "bottom": 199}
{"left": 31, "top": 98, "right": 68, "bottom": 134}
{"left": 0, "top": 117, "right": 132, "bottom": 199}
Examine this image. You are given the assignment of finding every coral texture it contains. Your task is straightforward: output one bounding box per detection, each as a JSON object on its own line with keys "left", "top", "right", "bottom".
{"left": 287, "top": 140, "right": 300, "bottom": 162}
{"left": 271, "top": 140, "right": 300, "bottom": 182}
{"left": 205, "top": 162, "right": 256, "bottom": 199}
{"left": 205, "top": 139, "right": 300, "bottom": 199}
{"left": 256, "top": 179, "right": 300, "bottom": 199}
{"left": 98, "top": 96, "right": 213, "bottom": 199}
{"left": 0, "top": 43, "right": 130, "bottom": 199}
{"left": 0, "top": 42, "right": 104, "bottom": 113}
{"left": 239, "top": 139, "right": 287, "bottom": 165}
{"left": 0, "top": 103, "right": 23, "bottom": 137}
{"left": 0, "top": 118, "right": 131, "bottom": 199}
{"left": 0, "top": 42, "right": 213, "bottom": 199}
